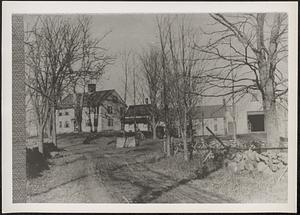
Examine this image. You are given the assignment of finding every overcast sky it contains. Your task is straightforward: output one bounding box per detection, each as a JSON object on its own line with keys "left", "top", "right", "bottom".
{"left": 24, "top": 14, "right": 287, "bottom": 106}
{"left": 87, "top": 14, "right": 212, "bottom": 104}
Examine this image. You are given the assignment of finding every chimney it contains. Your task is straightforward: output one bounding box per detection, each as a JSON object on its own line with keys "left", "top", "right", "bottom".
{"left": 145, "top": 98, "right": 149, "bottom": 104}
{"left": 88, "top": 84, "right": 96, "bottom": 94}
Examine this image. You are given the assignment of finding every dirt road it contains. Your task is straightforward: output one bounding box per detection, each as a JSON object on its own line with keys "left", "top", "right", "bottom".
{"left": 27, "top": 135, "right": 236, "bottom": 203}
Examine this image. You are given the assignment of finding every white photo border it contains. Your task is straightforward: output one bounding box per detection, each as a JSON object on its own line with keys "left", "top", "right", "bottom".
{"left": 2, "top": 1, "right": 298, "bottom": 213}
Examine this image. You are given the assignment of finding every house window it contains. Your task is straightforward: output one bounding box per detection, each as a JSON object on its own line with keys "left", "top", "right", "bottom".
{"left": 59, "top": 112, "right": 62, "bottom": 116}
{"left": 65, "top": 121, "right": 69, "bottom": 128}
{"left": 65, "top": 111, "right": 69, "bottom": 116}
{"left": 107, "top": 106, "right": 113, "bottom": 114}
{"left": 59, "top": 121, "right": 62, "bottom": 128}
{"left": 108, "top": 118, "right": 113, "bottom": 127}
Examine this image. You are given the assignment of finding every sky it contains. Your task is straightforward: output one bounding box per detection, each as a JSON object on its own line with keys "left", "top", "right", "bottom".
{"left": 23, "top": 14, "right": 288, "bottom": 106}
{"left": 89, "top": 14, "right": 159, "bottom": 97}
{"left": 24, "top": 14, "right": 217, "bottom": 105}
{"left": 87, "top": 14, "right": 216, "bottom": 105}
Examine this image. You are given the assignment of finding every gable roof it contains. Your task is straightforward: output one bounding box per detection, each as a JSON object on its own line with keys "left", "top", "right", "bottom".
{"left": 125, "top": 104, "right": 152, "bottom": 118}
{"left": 58, "top": 89, "right": 126, "bottom": 109}
{"left": 192, "top": 105, "right": 230, "bottom": 119}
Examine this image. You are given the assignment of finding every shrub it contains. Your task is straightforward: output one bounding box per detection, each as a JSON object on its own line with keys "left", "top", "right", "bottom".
{"left": 26, "top": 142, "right": 60, "bottom": 178}
{"left": 26, "top": 148, "right": 49, "bottom": 178}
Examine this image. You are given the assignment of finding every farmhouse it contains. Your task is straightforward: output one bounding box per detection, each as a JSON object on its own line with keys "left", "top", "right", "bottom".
{"left": 56, "top": 84, "right": 126, "bottom": 134}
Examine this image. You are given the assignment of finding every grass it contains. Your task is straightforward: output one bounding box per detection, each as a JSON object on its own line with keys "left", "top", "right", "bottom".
{"left": 146, "top": 153, "right": 204, "bottom": 181}
{"left": 190, "top": 166, "right": 288, "bottom": 203}
{"left": 27, "top": 133, "right": 288, "bottom": 203}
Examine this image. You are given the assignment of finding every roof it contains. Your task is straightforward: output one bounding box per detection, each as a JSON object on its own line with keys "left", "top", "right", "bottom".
{"left": 192, "top": 105, "right": 230, "bottom": 119}
{"left": 125, "top": 104, "right": 152, "bottom": 118}
{"left": 124, "top": 117, "right": 150, "bottom": 124}
{"left": 58, "top": 89, "right": 125, "bottom": 109}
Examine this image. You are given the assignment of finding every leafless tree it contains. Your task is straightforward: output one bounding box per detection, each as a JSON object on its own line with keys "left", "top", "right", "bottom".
{"left": 120, "top": 50, "right": 131, "bottom": 130}
{"left": 68, "top": 16, "right": 113, "bottom": 132}
{"left": 140, "top": 47, "right": 163, "bottom": 139}
{"left": 194, "top": 13, "right": 288, "bottom": 147}
{"left": 131, "top": 56, "right": 138, "bottom": 133}
{"left": 25, "top": 16, "right": 95, "bottom": 151}
{"left": 25, "top": 79, "right": 51, "bottom": 153}
{"left": 156, "top": 15, "right": 207, "bottom": 161}
{"left": 156, "top": 16, "right": 173, "bottom": 156}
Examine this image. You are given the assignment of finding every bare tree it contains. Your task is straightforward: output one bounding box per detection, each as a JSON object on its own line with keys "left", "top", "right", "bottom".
{"left": 25, "top": 16, "right": 88, "bottom": 150}
{"left": 194, "top": 13, "right": 288, "bottom": 147}
{"left": 68, "top": 16, "right": 113, "bottom": 132}
{"left": 140, "top": 47, "right": 162, "bottom": 139}
{"left": 156, "top": 16, "right": 173, "bottom": 156}
{"left": 156, "top": 15, "right": 206, "bottom": 161}
{"left": 120, "top": 49, "right": 131, "bottom": 130}
{"left": 132, "top": 56, "right": 137, "bottom": 133}
{"left": 121, "top": 50, "right": 132, "bottom": 103}
{"left": 25, "top": 79, "right": 51, "bottom": 154}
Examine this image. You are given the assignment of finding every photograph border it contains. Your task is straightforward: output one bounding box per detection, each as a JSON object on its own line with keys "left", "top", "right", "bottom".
{"left": 2, "top": 1, "right": 298, "bottom": 213}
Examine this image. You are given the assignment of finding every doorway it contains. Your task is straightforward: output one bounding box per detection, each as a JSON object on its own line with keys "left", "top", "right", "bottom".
{"left": 247, "top": 112, "right": 264, "bottom": 132}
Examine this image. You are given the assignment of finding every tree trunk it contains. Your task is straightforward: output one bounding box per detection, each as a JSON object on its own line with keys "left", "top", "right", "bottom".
{"left": 263, "top": 82, "right": 280, "bottom": 147}
{"left": 163, "top": 135, "right": 167, "bottom": 154}
{"left": 152, "top": 117, "right": 157, "bottom": 139}
{"left": 93, "top": 106, "right": 99, "bottom": 132}
{"left": 88, "top": 107, "right": 92, "bottom": 132}
{"left": 188, "top": 115, "right": 194, "bottom": 160}
{"left": 256, "top": 13, "right": 280, "bottom": 147}
{"left": 37, "top": 124, "right": 44, "bottom": 154}
{"left": 78, "top": 93, "right": 84, "bottom": 132}
{"left": 78, "top": 115, "right": 82, "bottom": 132}
{"left": 183, "top": 107, "right": 189, "bottom": 161}
{"left": 52, "top": 105, "right": 57, "bottom": 147}
{"left": 46, "top": 117, "right": 51, "bottom": 138}
{"left": 166, "top": 131, "right": 171, "bottom": 157}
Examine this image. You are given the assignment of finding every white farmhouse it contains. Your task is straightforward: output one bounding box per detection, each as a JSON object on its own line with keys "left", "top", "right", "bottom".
{"left": 56, "top": 84, "right": 126, "bottom": 134}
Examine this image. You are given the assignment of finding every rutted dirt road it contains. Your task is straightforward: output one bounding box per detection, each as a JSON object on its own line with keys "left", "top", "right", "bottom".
{"left": 27, "top": 135, "right": 236, "bottom": 203}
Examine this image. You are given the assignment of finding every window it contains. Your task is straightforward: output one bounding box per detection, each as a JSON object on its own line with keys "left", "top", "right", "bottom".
{"left": 107, "top": 106, "right": 113, "bottom": 114}
{"left": 65, "top": 111, "right": 69, "bottom": 116}
{"left": 58, "top": 112, "right": 62, "bottom": 116}
{"left": 108, "top": 118, "right": 113, "bottom": 127}
{"left": 59, "top": 121, "right": 62, "bottom": 128}
{"left": 65, "top": 121, "right": 69, "bottom": 128}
